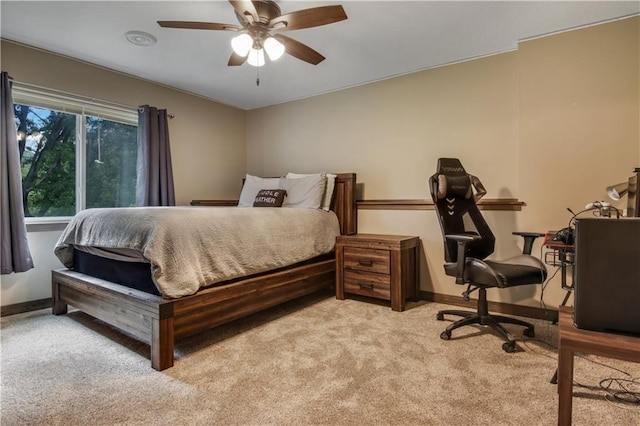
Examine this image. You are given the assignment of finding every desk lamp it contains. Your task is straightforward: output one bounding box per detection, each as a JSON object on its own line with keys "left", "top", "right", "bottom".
{"left": 606, "top": 182, "right": 628, "bottom": 201}
{"left": 606, "top": 167, "right": 640, "bottom": 217}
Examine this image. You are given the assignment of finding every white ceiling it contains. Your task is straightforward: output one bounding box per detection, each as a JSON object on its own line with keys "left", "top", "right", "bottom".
{"left": 2, "top": 1, "right": 639, "bottom": 110}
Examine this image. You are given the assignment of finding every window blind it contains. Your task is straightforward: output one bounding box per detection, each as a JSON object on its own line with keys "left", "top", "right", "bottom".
{"left": 12, "top": 86, "right": 137, "bottom": 125}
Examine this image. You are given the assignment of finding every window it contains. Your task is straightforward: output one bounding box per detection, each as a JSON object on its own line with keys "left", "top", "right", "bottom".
{"left": 13, "top": 87, "right": 138, "bottom": 219}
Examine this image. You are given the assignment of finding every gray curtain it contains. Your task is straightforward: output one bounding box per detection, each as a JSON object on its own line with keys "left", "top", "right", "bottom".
{"left": 136, "top": 105, "right": 175, "bottom": 206}
{"left": 1, "top": 72, "right": 34, "bottom": 274}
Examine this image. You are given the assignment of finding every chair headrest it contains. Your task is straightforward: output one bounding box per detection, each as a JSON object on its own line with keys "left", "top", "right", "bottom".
{"left": 437, "top": 175, "right": 472, "bottom": 199}
{"left": 433, "top": 158, "right": 487, "bottom": 201}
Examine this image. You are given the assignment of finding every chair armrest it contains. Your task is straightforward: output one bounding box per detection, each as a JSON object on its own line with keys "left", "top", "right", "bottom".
{"left": 445, "top": 234, "right": 481, "bottom": 284}
{"left": 512, "top": 232, "right": 545, "bottom": 255}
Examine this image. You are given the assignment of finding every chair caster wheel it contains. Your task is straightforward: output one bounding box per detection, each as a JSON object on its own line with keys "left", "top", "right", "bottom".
{"left": 502, "top": 341, "right": 516, "bottom": 353}
{"left": 440, "top": 330, "right": 451, "bottom": 340}
{"left": 436, "top": 312, "right": 444, "bottom": 321}
{"left": 523, "top": 328, "right": 535, "bottom": 338}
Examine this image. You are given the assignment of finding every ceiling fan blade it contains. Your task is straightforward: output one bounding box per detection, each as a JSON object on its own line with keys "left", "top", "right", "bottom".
{"left": 228, "top": 52, "right": 248, "bottom": 66}
{"left": 269, "top": 5, "right": 347, "bottom": 31}
{"left": 228, "top": 0, "right": 259, "bottom": 24}
{"left": 273, "top": 34, "right": 325, "bottom": 65}
{"left": 158, "top": 21, "right": 241, "bottom": 31}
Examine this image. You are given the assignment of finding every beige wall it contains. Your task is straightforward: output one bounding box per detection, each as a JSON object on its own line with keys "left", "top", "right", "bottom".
{"left": 247, "top": 51, "right": 520, "bottom": 199}
{"left": 247, "top": 17, "right": 640, "bottom": 309}
{"left": 518, "top": 17, "right": 640, "bottom": 229}
{"left": 1, "top": 40, "right": 247, "bottom": 306}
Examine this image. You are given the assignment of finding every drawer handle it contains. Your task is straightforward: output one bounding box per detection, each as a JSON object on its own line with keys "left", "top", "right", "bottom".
{"left": 358, "top": 282, "right": 374, "bottom": 290}
{"left": 358, "top": 259, "right": 374, "bottom": 267}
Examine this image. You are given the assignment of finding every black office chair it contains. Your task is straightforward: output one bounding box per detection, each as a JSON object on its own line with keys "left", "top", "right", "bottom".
{"left": 429, "top": 158, "right": 547, "bottom": 352}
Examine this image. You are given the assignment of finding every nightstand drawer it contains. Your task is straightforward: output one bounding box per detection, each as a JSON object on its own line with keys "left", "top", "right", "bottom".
{"left": 343, "top": 247, "right": 390, "bottom": 274}
{"left": 343, "top": 270, "right": 391, "bottom": 300}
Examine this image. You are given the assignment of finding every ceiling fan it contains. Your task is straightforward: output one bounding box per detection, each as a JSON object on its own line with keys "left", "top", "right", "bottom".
{"left": 158, "top": 0, "right": 348, "bottom": 67}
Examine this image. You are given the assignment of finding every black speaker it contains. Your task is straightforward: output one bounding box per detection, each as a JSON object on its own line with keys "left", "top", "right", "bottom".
{"left": 573, "top": 217, "right": 640, "bottom": 335}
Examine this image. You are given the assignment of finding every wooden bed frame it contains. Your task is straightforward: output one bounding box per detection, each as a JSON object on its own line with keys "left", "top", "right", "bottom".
{"left": 52, "top": 173, "right": 357, "bottom": 371}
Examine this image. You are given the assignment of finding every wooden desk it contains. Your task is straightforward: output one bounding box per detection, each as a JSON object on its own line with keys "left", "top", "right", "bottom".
{"left": 557, "top": 306, "right": 640, "bottom": 425}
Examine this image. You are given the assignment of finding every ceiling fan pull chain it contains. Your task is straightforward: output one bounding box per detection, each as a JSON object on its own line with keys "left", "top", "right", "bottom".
{"left": 256, "top": 66, "right": 260, "bottom": 87}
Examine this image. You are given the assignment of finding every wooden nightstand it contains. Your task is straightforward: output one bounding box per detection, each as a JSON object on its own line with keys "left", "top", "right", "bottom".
{"left": 335, "top": 234, "right": 420, "bottom": 311}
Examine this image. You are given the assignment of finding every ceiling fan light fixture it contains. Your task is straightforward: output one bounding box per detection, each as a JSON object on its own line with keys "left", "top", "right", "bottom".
{"left": 158, "top": 2, "right": 348, "bottom": 67}
{"left": 247, "top": 48, "right": 265, "bottom": 67}
{"left": 264, "top": 37, "right": 285, "bottom": 61}
{"left": 231, "top": 33, "right": 253, "bottom": 56}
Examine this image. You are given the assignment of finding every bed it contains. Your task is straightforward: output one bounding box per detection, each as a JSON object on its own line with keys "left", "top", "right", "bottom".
{"left": 51, "top": 172, "right": 357, "bottom": 370}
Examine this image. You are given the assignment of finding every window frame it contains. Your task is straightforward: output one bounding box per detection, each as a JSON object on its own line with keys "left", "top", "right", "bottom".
{"left": 12, "top": 85, "right": 138, "bottom": 224}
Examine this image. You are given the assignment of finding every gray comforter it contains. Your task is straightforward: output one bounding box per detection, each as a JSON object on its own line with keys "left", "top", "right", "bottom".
{"left": 54, "top": 207, "right": 340, "bottom": 298}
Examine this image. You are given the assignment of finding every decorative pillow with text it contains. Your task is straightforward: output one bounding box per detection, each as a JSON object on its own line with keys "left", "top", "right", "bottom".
{"left": 253, "top": 189, "right": 287, "bottom": 207}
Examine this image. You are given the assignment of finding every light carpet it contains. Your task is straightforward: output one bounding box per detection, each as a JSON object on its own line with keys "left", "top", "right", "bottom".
{"left": 1, "top": 292, "right": 639, "bottom": 425}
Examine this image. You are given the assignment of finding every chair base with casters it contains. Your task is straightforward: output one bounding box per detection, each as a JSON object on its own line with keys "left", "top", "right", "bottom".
{"left": 436, "top": 287, "right": 535, "bottom": 353}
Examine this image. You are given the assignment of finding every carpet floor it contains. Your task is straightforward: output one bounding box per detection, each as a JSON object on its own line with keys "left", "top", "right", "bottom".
{"left": 1, "top": 292, "right": 639, "bottom": 425}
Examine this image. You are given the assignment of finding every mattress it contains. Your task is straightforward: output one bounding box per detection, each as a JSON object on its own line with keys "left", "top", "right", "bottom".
{"left": 72, "top": 249, "right": 161, "bottom": 295}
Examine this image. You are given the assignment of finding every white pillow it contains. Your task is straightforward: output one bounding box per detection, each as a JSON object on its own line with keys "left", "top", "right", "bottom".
{"left": 238, "top": 174, "right": 281, "bottom": 207}
{"left": 285, "top": 172, "right": 337, "bottom": 211}
{"left": 280, "top": 174, "right": 326, "bottom": 209}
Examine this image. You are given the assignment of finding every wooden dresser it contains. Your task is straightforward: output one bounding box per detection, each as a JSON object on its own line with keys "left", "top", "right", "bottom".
{"left": 335, "top": 234, "right": 420, "bottom": 311}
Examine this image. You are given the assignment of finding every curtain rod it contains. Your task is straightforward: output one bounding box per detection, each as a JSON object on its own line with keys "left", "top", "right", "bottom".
{"left": 138, "top": 105, "right": 175, "bottom": 119}
{"left": 11, "top": 79, "right": 174, "bottom": 118}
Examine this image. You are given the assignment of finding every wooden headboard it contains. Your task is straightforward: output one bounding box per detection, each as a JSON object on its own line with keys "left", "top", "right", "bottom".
{"left": 332, "top": 173, "right": 357, "bottom": 235}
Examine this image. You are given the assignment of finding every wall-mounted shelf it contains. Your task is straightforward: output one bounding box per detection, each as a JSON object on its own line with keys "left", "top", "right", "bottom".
{"left": 357, "top": 198, "right": 525, "bottom": 211}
